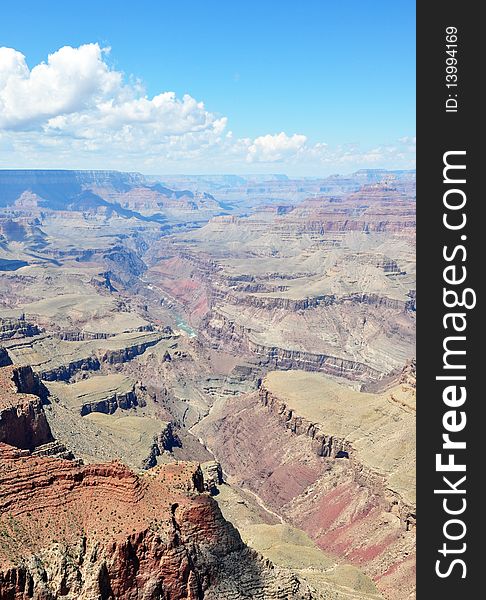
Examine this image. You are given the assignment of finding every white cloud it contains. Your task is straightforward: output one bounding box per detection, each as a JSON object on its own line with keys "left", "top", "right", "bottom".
{"left": 247, "top": 132, "right": 307, "bottom": 163}
{"left": 0, "top": 44, "right": 121, "bottom": 130}
{"left": 0, "top": 43, "right": 226, "bottom": 146}
{"left": 0, "top": 43, "right": 415, "bottom": 174}
{"left": 398, "top": 136, "right": 416, "bottom": 145}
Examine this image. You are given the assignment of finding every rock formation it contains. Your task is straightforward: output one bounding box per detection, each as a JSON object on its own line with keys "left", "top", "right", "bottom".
{"left": 193, "top": 370, "right": 416, "bottom": 600}
{"left": 0, "top": 169, "right": 416, "bottom": 599}
{"left": 0, "top": 365, "right": 319, "bottom": 600}
{"left": 0, "top": 365, "right": 53, "bottom": 451}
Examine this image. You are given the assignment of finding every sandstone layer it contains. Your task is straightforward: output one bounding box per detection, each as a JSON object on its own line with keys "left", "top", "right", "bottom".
{"left": 0, "top": 446, "right": 320, "bottom": 600}
{"left": 145, "top": 182, "right": 415, "bottom": 380}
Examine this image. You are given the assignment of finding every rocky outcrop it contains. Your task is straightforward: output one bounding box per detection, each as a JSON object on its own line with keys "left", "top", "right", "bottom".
{"left": 405, "top": 290, "right": 416, "bottom": 312}
{"left": 250, "top": 343, "right": 383, "bottom": 380}
{"left": 99, "top": 339, "right": 160, "bottom": 365}
{"left": 202, "top": 311, "right": 383, "bottom": 380}
{"left": 229, "top": 282, "right": 291, "bottom": 293}
{"left": 340, "top": 293, "right": 407, "bottom": 311}
{"left": 158, "top": 422, "right": 181, "bottom": 452}
{"left": 0, "top": 317, "right": 40, "bottom": 341}
{"left": 4, "top": 332, "right": 164, "bottom": 382}
{"left": 11, "top": 364, "right": 47, "bottom": 398}
{"left": 55, "top": 331, "right": 111, "bottom": 341}
{"left": 0, "top": 363, "right": 319, "bottom": 599}
{"left": 103, "top": 245, "right": 147, "bottom": 283}
{"left": 200, "top": 461, "right": 224, "bottom": 495}
{"left": 31, "top": 440, "right": 75, "bottom": 461}
{"left": 55, "top": 325, "right": 155, "bottom": 342}
{"left": 79, "top": 388, "right": 138, "bottom": 416}
{"left": 211, "top": 289, "right": 337, "bottom": 311}
{"left": 0, "top": 366, "right": 53, "bottom": 451}
{"left": 201, "top": 291, "right": 414, "bottom": 379}
{"left": 0, "top": 347, "right": 12, "bottom": 367}
{"left": 0, "top": 448, "right": 318, "bottom": 600}
{"left": 39, "top": 356, "right": 102, "bottom": 382}
{"left": 260, "top": 386, "right": 351, "bottom": 459}
{"left": 210, "top": 286, "right": 411, "bottom": 315}
{"left": 258, "top": 382, "right": 414, "bottom": 527}
{"left": 141, "top": 422, "right": 182, "bottom": 469}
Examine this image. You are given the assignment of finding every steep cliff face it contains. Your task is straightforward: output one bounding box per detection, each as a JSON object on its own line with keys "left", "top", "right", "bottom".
{"left": 0, "top": 447, "right": 317, "bottom": 600}
{"left": 3, "top": 331, "right": 165, "bottom": 382}
{"left": 77, "top": 388, "right": 138, "bottom": 416}
{"left": 0, "top": 365, "right": 319, "bottom": 600}
{"left": 0, "top": 347, "right": 11, "bottom": 367}
{"left": 258, "top": 382, "right": 415, "bottom": 520}
{"left": 249, "top": 342, "right": 383, "bottom": 380}
{"left": 200, "top": 307, "right": 406, "bottom": 380}
{"left": 193, "top": 371, "right": 416, "bottom": 600}
{"left": 0, "top": 318, "right": 40, "bottom": 342}
{"left": 0, "top": 366, "right": 53, "bottom": 450}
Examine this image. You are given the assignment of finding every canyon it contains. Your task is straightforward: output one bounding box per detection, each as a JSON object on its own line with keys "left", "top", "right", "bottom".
{"left": 0, "top": 169, "right": 415, "bottom": 599}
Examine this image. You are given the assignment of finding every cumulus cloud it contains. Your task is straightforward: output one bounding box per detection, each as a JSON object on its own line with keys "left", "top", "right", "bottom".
{"left": 0, "top": 44, "right": 121, "bottom": 130}
{"left": 0, "top": 43, "right": 415, "bottom": 173}
{"left": 246, "top": 132, "right": 307, "bottom": 163}
{"left": 0, "top": 43, "right": 226, "bottom": 147}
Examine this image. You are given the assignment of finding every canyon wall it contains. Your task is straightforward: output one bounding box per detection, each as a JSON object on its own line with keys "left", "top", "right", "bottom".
{"left": 194, "top": 371, "right": 416, "bottom": 600}
{"left": 0, "top": 365, "right": 320, "bottom": 600}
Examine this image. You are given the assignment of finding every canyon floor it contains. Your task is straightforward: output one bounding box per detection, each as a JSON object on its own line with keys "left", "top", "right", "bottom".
{"left": 0, "top": 169, "right": 415, "bottom": 600}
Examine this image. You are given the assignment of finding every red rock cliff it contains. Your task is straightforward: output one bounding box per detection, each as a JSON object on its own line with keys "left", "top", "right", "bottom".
{"left": 0, "top": 365, "right": 316, "bottom": 600}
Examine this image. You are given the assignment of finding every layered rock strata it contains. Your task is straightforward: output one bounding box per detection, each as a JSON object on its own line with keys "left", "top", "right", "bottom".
{"left": 3, "top": 331, "right": 165, "bottom": 381}
{"left": 0, "top": 366, "right": 53, "bottom": 451}
{"left": 0, "top": 449, "right": 319, "bottom": 600}
{"left": 0, "top": 364, "right": 320, "bottom": 599}
{"left": 194, "top": 370, "right": 416, "bottom": 600}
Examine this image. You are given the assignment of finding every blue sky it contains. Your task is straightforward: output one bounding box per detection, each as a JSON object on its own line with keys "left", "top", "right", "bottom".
{"left": 0, "top": 0, "right": 416, "bottom": 175}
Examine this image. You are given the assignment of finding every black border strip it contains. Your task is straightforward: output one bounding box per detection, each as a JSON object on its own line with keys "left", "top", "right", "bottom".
{"left": 417, "top": 2, "right": 481, "bottom": 596}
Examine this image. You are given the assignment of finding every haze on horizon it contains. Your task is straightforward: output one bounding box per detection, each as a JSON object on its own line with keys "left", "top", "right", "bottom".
{"left": 0, "top": 0, "right": 415, "bottom": 176}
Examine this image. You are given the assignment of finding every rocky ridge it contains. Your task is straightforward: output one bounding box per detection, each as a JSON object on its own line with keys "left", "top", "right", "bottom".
{"left": 0, "top": 365, "right": 321, "bottom": 600}
{"left": 193, "top": 369, "right": 416, "bottom": 600}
